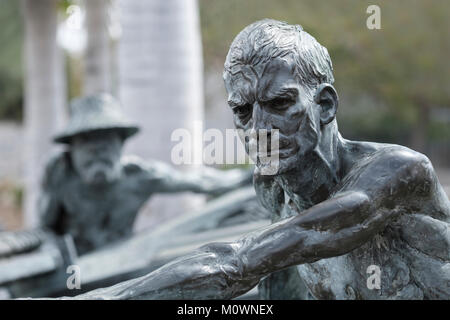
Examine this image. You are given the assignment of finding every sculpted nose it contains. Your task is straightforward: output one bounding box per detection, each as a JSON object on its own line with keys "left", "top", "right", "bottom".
{"left": 87, "top": 141, "right": 106, "bottom": 154}
{"left": 250, "top": 103, "right": 280, "bottom": 156}
{"left": 252, "top": 102, "right": 274, "bottom": 132}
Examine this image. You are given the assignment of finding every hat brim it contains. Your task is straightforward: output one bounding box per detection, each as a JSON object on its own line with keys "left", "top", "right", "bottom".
{"left": 53, "top": 125, "right": 140, "bottom": 144}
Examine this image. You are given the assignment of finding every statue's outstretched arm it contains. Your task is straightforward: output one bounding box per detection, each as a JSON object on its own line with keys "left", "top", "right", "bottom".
{"left": 73, "top": 190, "right": 395, "bottom": 300}
{"left": 141, "top": 159, "right": 252, "bottom": 195}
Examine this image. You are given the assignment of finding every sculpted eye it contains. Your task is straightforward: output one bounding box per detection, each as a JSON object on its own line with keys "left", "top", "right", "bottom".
{"left": 268, "top": 97, "right": 294, "bottom": 110}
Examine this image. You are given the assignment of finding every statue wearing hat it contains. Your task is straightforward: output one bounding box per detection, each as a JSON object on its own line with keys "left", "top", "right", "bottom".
{"left": 37, "top": 93, "right": 251, "bottom": 255}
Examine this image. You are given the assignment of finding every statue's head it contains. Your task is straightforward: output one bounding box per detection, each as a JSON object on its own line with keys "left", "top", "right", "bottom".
{"left": 224, "top": 19, "right": 338, "bottom": 174}
{"left": 70, "top": 129, "right": 123, "bottom": 186}
{"left": 53, "top": 94, "right": 139, "bottom": 186}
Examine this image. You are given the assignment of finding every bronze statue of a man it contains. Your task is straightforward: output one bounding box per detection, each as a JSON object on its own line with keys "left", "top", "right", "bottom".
{"left": 76, "top": 20, "right": 449, "bottom": 300}
{"left": 38, "top": 94, "right": 251, "bottom": 255}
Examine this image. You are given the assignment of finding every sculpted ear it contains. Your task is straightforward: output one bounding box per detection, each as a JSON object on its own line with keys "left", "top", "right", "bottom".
{"left": 314, "top": 83, "right": 338, "bottom": 126}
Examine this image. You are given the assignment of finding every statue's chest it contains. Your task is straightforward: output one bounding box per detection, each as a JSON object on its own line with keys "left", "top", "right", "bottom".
{"left": 296, "top": 229, "right": 423, "bottom": 299}
{"left": 58, "top": 181, "right": 148, "bottom": 252}
{"left": 278, "top": 201, "right": 424, "bottom": 299}
{"left": 62, "top": 190, "right": 136, "bottom": 225}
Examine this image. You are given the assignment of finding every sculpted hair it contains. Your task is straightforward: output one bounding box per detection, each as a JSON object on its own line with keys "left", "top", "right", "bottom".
{"left": 224, "top": 19, "right": 334, "bottom": 89}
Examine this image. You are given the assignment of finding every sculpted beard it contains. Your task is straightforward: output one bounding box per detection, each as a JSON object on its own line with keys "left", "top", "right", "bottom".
{"left": 81, "top": 158, "right": 121, "bottom": 185}
{"left": 72, "top": 150, "right": 122, "bottom": 186}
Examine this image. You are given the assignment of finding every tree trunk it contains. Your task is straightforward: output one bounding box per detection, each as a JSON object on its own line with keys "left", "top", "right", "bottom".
{"left": 117, "top": 0, "right": 205, "bottom": 231}
{"left": 83, "top": 0, "right": 112, "bottom": 95}
{"left": 22, "top": 0, "right": 67, "bottom": 227}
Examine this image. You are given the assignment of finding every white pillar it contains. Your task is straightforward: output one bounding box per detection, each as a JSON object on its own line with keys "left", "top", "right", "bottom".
{"left": 117, "top": 0, "right": 205, "bottom": 231}
{"left": 83, "top": 0, "right": 112, "bottom": 95}
{"left": 22, "top": 0, "right": 67, "bottom": 227}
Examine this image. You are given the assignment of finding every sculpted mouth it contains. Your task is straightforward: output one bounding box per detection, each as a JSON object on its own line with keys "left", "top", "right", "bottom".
{"left": 85, "top": 158, "right": 113, "bottom": 168}
{"left": 257, "top": 145, "right": 298, "bottom": 159}
{"left": 248, "top": 135, "right": 299, "bottom": 160}
{"left": 278, "top": 146, "right": 299, "bottom": 159}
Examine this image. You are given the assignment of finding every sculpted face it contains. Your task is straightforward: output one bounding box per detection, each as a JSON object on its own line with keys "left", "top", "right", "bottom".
{"left": 225, "top": 57, "right": 324, "bottom": 174}
{"left": 70, "top": 130, "right": 123, "bottom": 186}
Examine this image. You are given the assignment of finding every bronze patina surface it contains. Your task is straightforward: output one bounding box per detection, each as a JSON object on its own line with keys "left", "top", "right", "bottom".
{"left": 71, "top": 20, "right": 449, "bottom": 300}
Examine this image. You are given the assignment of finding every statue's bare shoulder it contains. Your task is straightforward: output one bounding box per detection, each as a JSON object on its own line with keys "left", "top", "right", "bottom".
{"left": 119, "top": 155, "right": 185, "bottom": 195}
{"left": 339, "top": 142, "right": 445, "bottom": 209}
{"left": 120, "top": 155, "right": 174, "bottom": 184}
{"left": 120, "top": 155, "right": 148, "bottom": 176}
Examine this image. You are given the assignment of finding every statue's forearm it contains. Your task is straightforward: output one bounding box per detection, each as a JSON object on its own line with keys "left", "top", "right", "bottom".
{"left": 75, "top": 243, "right": 259, "bottom": 300}
{"left": 238, "top": 191, "right": 390, "bottom": 276}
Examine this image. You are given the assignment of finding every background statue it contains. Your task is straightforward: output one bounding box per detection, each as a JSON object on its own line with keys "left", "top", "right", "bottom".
{"left": 38, "top": 94, "right": 251, "bottom": 255}
{"left": 71, "top": 19, "right": 449, "bottom": 300}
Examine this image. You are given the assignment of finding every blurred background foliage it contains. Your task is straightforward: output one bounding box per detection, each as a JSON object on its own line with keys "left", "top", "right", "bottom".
{"left": 0, "top": 0, "right": 23, "bottom": 120}
{"left": 0, "top": 0, "right": 449, "bottom": 157}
